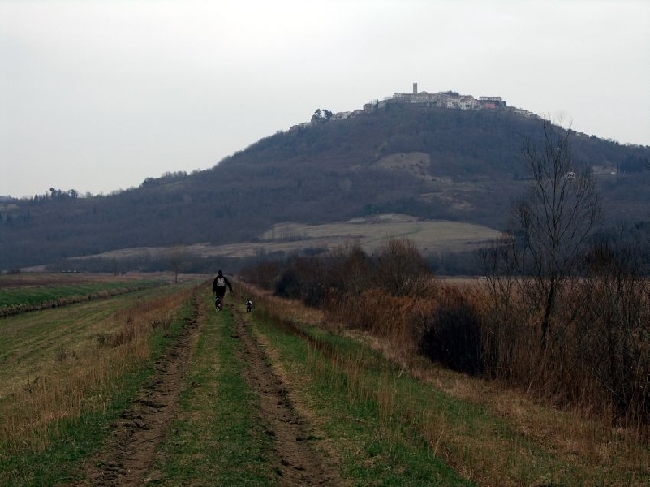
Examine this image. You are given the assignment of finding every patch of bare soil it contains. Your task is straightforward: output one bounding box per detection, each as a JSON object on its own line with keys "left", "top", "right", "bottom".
{"left": 74, "top": 294, "right": 202, "bottom": 486}
{"left": 232, "top": 306, "right": 342, "bottom": 486}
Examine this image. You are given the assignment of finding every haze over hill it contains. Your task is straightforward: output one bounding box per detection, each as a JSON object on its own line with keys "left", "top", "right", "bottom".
{"left": 1, "top": 98, "right": 649, "bottom": 272}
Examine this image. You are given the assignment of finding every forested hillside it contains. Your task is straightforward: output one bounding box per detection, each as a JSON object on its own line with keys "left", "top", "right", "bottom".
{"left": 1, "top": 104, "right": 649, "bottom": 270}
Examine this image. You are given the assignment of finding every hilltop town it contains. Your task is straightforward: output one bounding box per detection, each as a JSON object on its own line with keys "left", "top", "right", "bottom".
{"left": 291, "top": 83, "right": 539, "bottom": 130}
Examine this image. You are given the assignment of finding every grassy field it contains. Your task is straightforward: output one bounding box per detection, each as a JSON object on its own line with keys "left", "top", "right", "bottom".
{"left": 71, "top": 214, "right": 502, "bottom": 261}
{"left": 206, "top": 215, "right": 499, "bottom": 257}
{"left": 0, "top": 276, "right": 198, "bottom": 485}
{"left": 0, "top": 274, "right": 647, "bottom": 485}
{"left": 0, "top": 272, "right": 171, "bottom": 317}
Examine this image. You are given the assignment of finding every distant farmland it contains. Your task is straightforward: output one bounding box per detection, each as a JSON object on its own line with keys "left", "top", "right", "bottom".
{"left": 72, "top": 214, "right": 503, "bottom": 261}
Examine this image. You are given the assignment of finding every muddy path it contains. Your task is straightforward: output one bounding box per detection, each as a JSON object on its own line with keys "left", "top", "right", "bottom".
{"left": 75, "top": 292, "right": 202, "bottom": 487}
{"left": 231, "top": 305, "right": 342, "bottom": 486}
{"left": 73, "top": 291, "right": 341, "bottom": 486}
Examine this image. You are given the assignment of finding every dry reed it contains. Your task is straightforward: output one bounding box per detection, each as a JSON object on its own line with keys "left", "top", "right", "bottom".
{"left": 244, "top": 278, "right": 650, "bottom": 485}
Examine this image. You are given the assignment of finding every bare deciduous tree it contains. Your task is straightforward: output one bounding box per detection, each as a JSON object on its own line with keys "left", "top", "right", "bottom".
{"left": 483, "top": 121, "right": 601, "bottom": 351}
{"left": 515, "top": 121, "right": 601, "bottom": 348}
{"left": 373, "top": 238, "right": 432, "bottom": 297}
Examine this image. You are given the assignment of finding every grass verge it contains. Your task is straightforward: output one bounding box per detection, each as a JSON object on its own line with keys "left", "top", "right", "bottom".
{"left": 153, "top": 296, "right": 277, "bottom": 485}
{"left": 252, "top": 307, "right": 475, "bottom": 487}
{"left": 251, "top": 300, "right": 650, "bottom": 486}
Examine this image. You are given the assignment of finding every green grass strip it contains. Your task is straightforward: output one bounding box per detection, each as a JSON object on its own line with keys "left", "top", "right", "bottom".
{"left": 154, "top": 296, "right": 277, "bottom": 485}
{"left": 253, "top": 311, "right": 475, "bottom": 487}
{"left": 0, "top": 280, "right": 163, "bottom": 309}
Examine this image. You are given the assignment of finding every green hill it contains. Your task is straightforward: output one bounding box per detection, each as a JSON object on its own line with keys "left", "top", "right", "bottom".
{"left": 1, "top": 103, "right": 649, "bottom": 270}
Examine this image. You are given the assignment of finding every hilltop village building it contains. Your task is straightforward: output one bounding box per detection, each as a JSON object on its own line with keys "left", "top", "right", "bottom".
{"left": 291, "top": 83, "right": 538, "bottom": 131}
{"left": 366, "top": 82, "right": 507, "bottom": 111}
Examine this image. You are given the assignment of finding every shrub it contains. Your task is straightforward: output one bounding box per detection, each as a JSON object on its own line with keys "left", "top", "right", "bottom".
{"left": 274, "top": 269, "right": 303, "bottom": 299}
{"left": 418, "top": 289, "right": 483, "bottom": 375}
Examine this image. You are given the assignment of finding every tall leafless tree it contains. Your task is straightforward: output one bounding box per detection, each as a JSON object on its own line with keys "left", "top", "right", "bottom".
{"left": 513, "top": 120, "right": 601, "bottom": 349}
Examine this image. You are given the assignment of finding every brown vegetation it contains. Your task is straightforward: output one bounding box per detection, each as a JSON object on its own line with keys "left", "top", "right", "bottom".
{"left": 240, "top": 237, "right": 650, "bottom": 440}
{"left": 240, "top": 273, "right": 649, "bottom": 485}
{"left": 0, "top": 286, "right": 193, "bottom": 454}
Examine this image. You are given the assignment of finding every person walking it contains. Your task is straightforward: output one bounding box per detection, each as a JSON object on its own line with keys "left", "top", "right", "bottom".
{"left": 212, "top": 270, "right": 233, "bottom": 311}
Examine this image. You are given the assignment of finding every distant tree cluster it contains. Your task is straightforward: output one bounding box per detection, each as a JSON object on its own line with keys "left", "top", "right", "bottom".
{"left": 311, "top": 108, "right": 333, "bottom": 124}
{"left": 49, "top": 188, "right": 79, "bottom": 201}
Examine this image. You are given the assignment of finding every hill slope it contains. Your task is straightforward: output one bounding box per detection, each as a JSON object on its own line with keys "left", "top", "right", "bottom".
{"left": 1, "top": 104, "right": 649, "bottom": 270}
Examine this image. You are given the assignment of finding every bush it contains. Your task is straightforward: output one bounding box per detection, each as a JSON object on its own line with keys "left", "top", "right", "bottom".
{"left": 418, "top": 290, "right": 483, "bottom": 375}
{"left": 274, "top": 269, "right": 303, "bottom": 299}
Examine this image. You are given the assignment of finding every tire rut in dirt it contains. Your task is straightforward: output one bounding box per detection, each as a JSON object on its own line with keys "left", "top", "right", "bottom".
{"left": 75, "top": 294, "right": 202, "bottom": 487}
{"left": 233, "top": 308, "right": 341, "bottom": 486}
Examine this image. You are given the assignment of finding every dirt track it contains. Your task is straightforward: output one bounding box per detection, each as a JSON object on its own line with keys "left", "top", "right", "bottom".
{"left": 76, "top": 295, "right": 201, "bottom": 486}
{"left": 233, "top": 305, "right": 341, "bottom": 486}
{"left": 74, "top": 293, "right": 340, "bottom": 486}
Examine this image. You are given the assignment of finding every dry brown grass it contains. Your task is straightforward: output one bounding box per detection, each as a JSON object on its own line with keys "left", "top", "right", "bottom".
{"left": 0, "top": 285, "right": 192, "bottom": 453}
{"left": 73, "top": 216, "right": 501, "bottom": 262}
{"left": 241, "top": 281, "right": 650, "bottom": 486}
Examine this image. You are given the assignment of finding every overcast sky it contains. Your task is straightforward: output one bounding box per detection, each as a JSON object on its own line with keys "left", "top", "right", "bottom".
{"left": 1, "top": 0, "right": 649, "bottom": 198}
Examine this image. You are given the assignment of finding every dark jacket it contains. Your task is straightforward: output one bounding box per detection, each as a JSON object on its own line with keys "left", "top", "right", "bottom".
{"left": 212, "top": 273, "right": 233, "bottom": 295}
